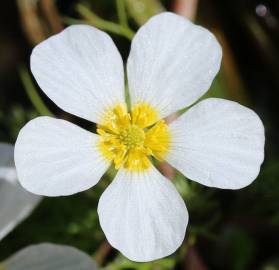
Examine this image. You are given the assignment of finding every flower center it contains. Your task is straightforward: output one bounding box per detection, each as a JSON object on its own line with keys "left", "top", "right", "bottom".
{"left": 119, "top": 125, "right": 145, "bottom": 149}
{"left": 97, "top": 103, "right": 171, "bottom": 171}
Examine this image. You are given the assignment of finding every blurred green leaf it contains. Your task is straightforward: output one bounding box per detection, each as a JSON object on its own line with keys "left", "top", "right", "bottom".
{"left": 125, "top": 0, "right": 164, "bottom": 26}
{"left": 19, "top": 66, "right": 53, "bottom": 117}
{"left": 213, "top": 226, "right": 256, "bottom": 270}
{"left": 261, "top": 260, "right": 279, "bottom": 270}
{"left": 0, "top": 105, "right": 37, "bottom": 141}
{"left": 105, "top": 254, "right": 175, "bottom": 270}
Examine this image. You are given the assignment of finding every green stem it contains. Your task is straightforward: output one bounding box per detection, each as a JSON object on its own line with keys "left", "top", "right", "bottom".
{"left": 76, "top": 4, "right": 134, "bottom": 40}
{"left": 19, "top": 66, "right": 53, "bottom": 116}
{"left": 125, "top": 83, "right": 131, "bottom": 111}
{"left": 63, "top": 17, "right": 87, "bottom": 25}
{"left": 116, "top": 0, "right": 128, "bottom": 27}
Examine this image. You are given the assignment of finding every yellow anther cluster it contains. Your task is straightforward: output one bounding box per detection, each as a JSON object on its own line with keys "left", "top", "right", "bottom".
{"left": 97, "top": 103, "right": 171, "bottom": 171}
{"left": 119, "top": 125, "right": 145, "bottom": 149}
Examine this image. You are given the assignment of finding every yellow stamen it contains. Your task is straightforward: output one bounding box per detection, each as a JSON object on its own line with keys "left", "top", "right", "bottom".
{"left": 131, "top": 103, "right": 158, "bottom": 128}
{"left": 97, "top": 103, "right": 171, "bottom": 171}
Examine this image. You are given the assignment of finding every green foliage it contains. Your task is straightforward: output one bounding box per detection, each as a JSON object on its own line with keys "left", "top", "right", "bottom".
{"left": 125, "top": 0, "right": 164, "bottom": 26}
{"left": 103, "top": 255, "right": 175, "bottom": 270}
{"left": 19, "top": 66, "right": 53, "bottom": 117}
{"left": 217, "top": 227, "right": 256, "bottom": 270}
{"left": 0, "top": 105, "right": 37, "bottom": 142}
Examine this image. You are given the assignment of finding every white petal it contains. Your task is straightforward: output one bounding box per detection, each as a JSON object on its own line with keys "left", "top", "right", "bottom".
{"left": 0, "top": 143, "right": 14, "bottom": 167}
{"left": 0, "top": 143, "right": 16, "bottom": 181}
{"left": 127, "top": 12, "right": 222, "bottom": 118}
{"left": 0, "top": 143, "right": 41, "bottom": 241}
{"left": 166, "top": 98, "right": 265, "bottom": 189}
{"left": 15, "top": 117, "right": 109, "bottom": 196}
{"left": 3, "top": 243, "right": 97, "bottom": 270}
{"left": 31, "top": 25, "right": 125, "bottom": 123}
{"left": 98, "top": 166, "right": 188, "bottom": 262}
{"left": 0, "top": 172, "right": 41, "bottom": 241}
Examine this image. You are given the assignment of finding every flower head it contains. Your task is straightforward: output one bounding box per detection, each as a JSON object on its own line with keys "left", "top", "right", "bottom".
{"left": 97, "top": 103, "right": 170, "bottom": 171}
{"left": 14, "top": 12, "right": 265, "bottom": 262}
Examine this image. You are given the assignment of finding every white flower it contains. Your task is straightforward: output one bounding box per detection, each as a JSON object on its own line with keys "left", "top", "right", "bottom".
{"left": 14, "top": 12, "right": 265, "bottom": 262}
{"left": 0, "top": 143, "right": 41, "bottom": 241}
{"left": 2, "top": 243, "right": 97, "bottom": 270}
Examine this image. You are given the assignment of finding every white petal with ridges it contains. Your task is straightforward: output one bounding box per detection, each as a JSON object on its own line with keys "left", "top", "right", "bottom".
{"left": 166, "top": 98, "right": 265, "bottom": 189}
{"left": 127, "top": 12, "right": 222, "bottom": 118}
{"left": 15, "top": 117, "right": 109, "bottom": 196}
{"left": 3, "top": 243, "right": 97, "bottom": 270}
{"left": 31, "top": 25, "right": 125, "bottom": 123}
{"left": 0, "top": 143, "right": 41, "bottom": 241}
{"left": 98, "top": 166, "right": 188, "bottom": 262}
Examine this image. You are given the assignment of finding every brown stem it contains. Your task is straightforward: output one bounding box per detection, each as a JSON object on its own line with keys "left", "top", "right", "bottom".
{"left": 173, "top": 0, "right": 199, "bottom": 21}
{"left": 94, "top": 240, "right": 112, "bottom": 266}
{"left": 17, "top": 0, "right": 47, "bottom": 45}
{"left": 40, "top": 0, "right": 63, "bottom": 33}
{"left": 184, "top": 245, "right": 208, "bottom": 270}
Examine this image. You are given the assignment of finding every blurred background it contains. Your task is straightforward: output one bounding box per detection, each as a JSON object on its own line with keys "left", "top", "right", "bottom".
{"left": 0, "top": 0, "right": 278, "bottom": 269}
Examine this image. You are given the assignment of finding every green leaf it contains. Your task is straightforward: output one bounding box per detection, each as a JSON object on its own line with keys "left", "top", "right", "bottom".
{"left": 125, "top": 0, "right": 164, "bottom": 26}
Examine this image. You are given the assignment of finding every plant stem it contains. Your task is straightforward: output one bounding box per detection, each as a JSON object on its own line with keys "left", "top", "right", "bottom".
{"left": 19, "top": 66, "right": 53, "bottom": 116}
{"left": 77, "top": 4, "right": 134, "bottom": 40}
{"left": 63, "top": 16, "right": 86, "bottom": 25}
{"left": 116, "top": 0, "right": 128, "bottom": 27}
